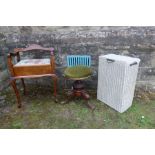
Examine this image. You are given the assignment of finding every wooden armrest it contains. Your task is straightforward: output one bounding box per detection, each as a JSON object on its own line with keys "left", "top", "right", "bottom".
{"left": 8, "top": 52, "right": 18, "bottom": 57}
{"left": 8, "top": 51, "right": 20, "bottom": 63}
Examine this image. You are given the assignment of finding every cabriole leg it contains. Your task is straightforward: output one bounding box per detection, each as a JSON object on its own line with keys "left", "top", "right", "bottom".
{"left": 11, "top": 79, "right": 21, "bottom": 108}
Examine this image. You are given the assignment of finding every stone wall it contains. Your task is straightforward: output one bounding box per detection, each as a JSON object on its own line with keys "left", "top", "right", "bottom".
{"left": 0, "top": 26, "right": 155, "bottom": 90}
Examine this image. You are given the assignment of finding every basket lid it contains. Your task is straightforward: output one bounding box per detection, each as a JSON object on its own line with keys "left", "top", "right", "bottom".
{"left": 100, "top": 54, "right": 140, "bottom": 64}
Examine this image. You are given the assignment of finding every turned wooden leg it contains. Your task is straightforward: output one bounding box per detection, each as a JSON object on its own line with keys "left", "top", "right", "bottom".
{"left": 11, "top": 80, "right": 21, "bottom": 108}
{"left": 81, "top": 91, "right": 90, "bottom": 100}
{"left": 21, "top": 78, "right": 26, "bottom": 95}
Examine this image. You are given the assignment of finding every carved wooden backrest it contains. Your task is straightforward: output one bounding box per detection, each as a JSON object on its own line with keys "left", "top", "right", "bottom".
{"left": 7, "top": 44, "right": 56, "bottom": 76}
{"left": 13, "top": 44, "right": 55, "bottom": 62}
{"left": 14, "top": 44, "right": 54, "bottom": 55}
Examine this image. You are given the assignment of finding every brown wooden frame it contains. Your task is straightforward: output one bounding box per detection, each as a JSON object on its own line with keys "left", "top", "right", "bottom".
{"left": 7, "top": 44, "right": 57, "bottom": 108}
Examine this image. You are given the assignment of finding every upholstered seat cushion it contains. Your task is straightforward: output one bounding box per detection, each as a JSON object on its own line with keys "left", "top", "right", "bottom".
{"left": 64, "top": 65, "right": 93, "bottom": 79}
{"left": 15, "top": 59, "right": 50, "bottom": 66}
{"left": 13, "top": 59, "right": 52, "bottom": 76}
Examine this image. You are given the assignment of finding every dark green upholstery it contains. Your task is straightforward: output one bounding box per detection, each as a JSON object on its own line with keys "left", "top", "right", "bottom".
{"left": 64, "top": 65, "right": 93, "bottom": 79}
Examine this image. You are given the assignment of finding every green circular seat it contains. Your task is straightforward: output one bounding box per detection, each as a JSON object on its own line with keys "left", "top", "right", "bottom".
{"left": 64, "top": 65, "right": 93, "bottom": 79}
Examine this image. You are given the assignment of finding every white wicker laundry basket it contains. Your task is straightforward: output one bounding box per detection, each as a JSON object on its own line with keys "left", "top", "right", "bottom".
{"left": 97, "top": 54, "right": 140, "bottom": 113}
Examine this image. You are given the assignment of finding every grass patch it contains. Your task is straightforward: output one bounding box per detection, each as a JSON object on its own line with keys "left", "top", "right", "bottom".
{"left": 0, "top": 84, "right": 155, "bottom": 128}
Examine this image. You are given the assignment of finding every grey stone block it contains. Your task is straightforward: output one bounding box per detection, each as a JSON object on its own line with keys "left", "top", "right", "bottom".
{"left": 1, "top": 26, "right": 155, "bottom": 90}
{"left": 138, "top": 67, "right": 155, "bottom": 81}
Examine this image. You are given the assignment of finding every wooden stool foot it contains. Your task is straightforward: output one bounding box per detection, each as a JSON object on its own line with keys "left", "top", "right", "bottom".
{"left": 85, "top": 101, "right": 95, "bottom": 110}
{"left": 81, "top": 91, "right": 90, "bottom": 100}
